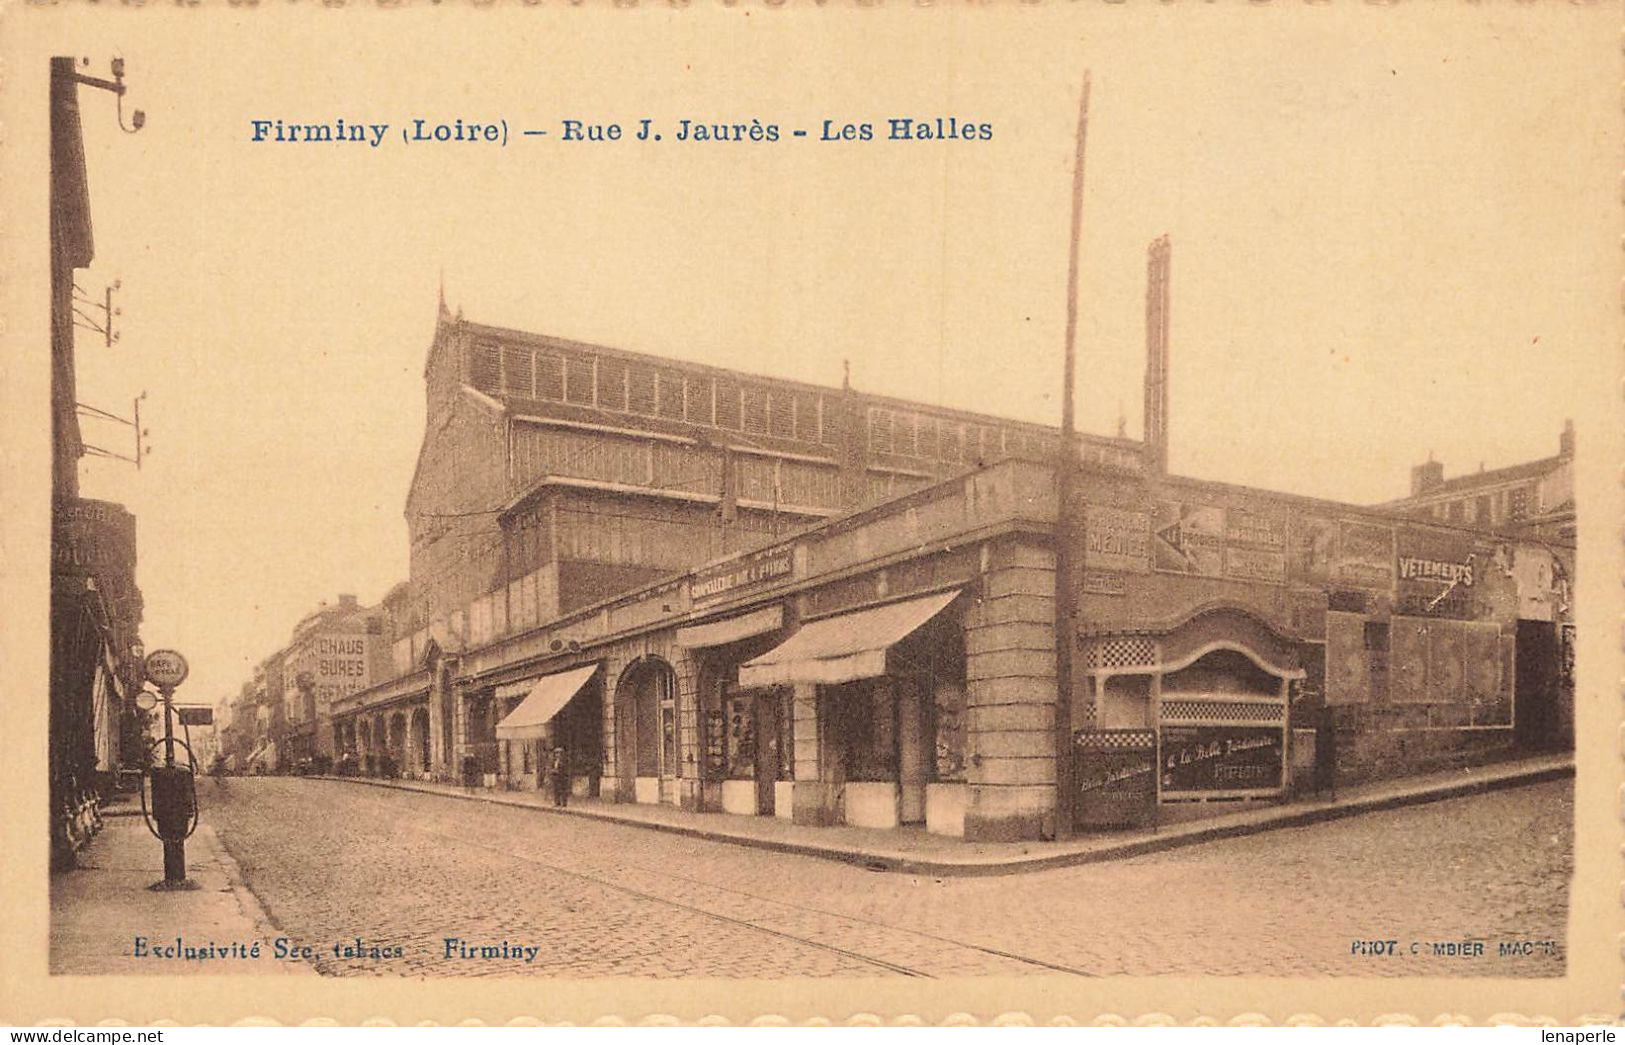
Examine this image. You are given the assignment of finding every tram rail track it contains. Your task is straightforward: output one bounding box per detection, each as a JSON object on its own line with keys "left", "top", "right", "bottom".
{"left": 397, "top": 804, "right": 1098, "bottom": 979}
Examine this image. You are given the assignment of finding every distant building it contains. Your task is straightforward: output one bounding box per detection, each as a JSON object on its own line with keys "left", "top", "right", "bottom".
{"left": 277, "top": 594, "right": 389, "bottom": 766}
{"left": 1381, "top": 421, "right": 1575, "bottom": 544}
{"left": 244, "top": 654, "right": 285, "bottom": 773}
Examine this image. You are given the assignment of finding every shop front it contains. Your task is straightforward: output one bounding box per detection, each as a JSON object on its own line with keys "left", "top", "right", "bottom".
{"left": 493, "top": 663, "right": 603, "bottom": 796}
{"left": 50, "top": 496, "right": 144, "bottom": 866}
{"left": 612, "top": 657, "right": 679, "bottom": 805}
{"left": 737, "top": 588, "right": 968, "bottom": 835}
{"left": 1072, "top": 606, "right": 1301, "bottom": 829}
{"left": 678, "top": 605, "right": 794, "bottom": 818}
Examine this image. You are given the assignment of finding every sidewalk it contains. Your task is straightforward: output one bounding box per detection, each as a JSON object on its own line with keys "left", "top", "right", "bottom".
{"left": 49, "top": 798, "right": 316, "bottom": 975}
{"left": 319, "top": 751, "right": 1573, "bottom": 877}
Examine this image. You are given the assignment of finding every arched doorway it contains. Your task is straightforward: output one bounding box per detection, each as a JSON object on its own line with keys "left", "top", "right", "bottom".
{"left": 615, "top": 657, "right": 677, "bottom": 804}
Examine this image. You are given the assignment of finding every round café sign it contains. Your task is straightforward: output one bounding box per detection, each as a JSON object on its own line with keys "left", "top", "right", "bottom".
{"left": 143, "top": 649, "right": 189, "bottom": 689}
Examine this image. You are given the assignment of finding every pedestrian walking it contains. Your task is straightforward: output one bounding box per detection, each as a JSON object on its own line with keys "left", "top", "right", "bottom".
{"left": 550, "top": 744, "right": 570, "bottom": 807}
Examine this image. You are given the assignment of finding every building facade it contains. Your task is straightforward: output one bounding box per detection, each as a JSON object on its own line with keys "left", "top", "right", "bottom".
{"left": 328, "top": 306, "right": 1575, "bottom": 842}
{"left": 48, "top": 57, "right": 147, "bottom": 868}
{"left": 1382, "top": 421, "right": 1576, "bottom": 544}
{"left": 278, "top": 594, "right": 389, "bottom": 768}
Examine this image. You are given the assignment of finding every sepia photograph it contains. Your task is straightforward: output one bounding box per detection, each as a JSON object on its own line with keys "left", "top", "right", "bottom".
{"left": 3, "top": 0, "right": 1619, "bottom": 1026}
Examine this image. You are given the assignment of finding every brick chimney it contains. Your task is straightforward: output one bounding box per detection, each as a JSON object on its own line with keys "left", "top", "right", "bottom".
{"left": 1410, "top": 457, "right": 1444, "bottom": 496}
{"left": 339, "top": 593, "right": 358, "bottom": 609}
{"left": 1143, "top": 236, "right": 1171, "bottom": 474}
{"left": 1559, "top": 418, "right": 1575, "bottom": 459}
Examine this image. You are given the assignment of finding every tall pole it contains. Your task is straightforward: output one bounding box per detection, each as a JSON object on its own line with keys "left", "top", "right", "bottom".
{"left": 1144, "top": 235, "right": 1172, "bottom": 474}
{"left": 158, "top": 682, "right": 186, "bottom": 883}
{"left": 1054, "top": 71, "right": 1091, "bottom": 839}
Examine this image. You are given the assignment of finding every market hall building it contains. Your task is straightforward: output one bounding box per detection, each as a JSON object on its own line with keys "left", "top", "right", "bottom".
{"left": 331, "top": 302, "right": 1575, "bottom": 842}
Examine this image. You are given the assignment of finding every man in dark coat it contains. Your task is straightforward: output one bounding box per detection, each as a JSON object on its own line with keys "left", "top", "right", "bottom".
{"left": 550, "top": 745, "right": 570, "bottom": 807}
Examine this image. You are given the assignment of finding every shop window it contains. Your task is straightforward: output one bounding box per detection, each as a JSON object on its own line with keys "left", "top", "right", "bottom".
{"left": 830, "top": 680, "right": 896, "bottom": 782}
{"left": 701, "top": 705, "right": 727, "bottom": 780}
{"left": 726, "top": 689, "right": 756, "bottom": 779}
{"left": 661, "top": 704, "right": 676, "bottom": 777}
{"left": 932, "top": 678, "right": 966, "bottom": 782}
{"left": 777, "top": 688, "right": 796, "bottom": 779}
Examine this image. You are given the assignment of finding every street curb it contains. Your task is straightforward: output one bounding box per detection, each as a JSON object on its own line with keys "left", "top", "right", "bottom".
{"left": 202, "top": 821, "right": 322, "bottom": 976}
{"left": 309, "top": 759, "right": 1572, "bottom": 877}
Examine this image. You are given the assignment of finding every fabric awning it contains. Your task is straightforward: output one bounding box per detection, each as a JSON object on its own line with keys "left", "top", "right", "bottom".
{"left": 495, "top": 664, "right": 599, "bottom": 740}
{"left": 675, "top": 605, "right": 784, "bottom": 648}
{"left": 737, "top": 589, "right": 960, "bottom": 688}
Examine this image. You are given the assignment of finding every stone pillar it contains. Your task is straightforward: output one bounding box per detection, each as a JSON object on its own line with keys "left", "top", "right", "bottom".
{"left": 372, "top": 713, "right": 387, "bottom": 775}
{"left": 451, "top": 684, "right": 470, "bottom": 777}
{"left": 790, "top": 682, "right": 839, "bottom": 825}
{"left": 675, "top": 649, "right": 703, "bottom": 811}
{"left": 600, "top": 654, "right": 626, "bottom": 802}
{"left": 427, "top": 662, "right": 448, "bottom": 781}
{"left": 398, "top": 711, "right": 412, "bottom": 776}
{"left": 963, "top": 538, "right": 1058, "bottom": 842}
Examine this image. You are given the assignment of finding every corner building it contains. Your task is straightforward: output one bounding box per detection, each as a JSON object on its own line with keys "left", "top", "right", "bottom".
{"left": 333, "top": 302, "right": 1574, "bottom": 842}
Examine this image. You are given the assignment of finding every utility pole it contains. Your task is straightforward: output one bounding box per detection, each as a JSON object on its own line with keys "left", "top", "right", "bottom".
{"left": 1053, "top": 71, "right": 1091, "bottom": 840}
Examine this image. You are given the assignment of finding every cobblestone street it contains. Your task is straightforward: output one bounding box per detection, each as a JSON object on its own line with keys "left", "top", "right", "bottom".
{"left": 203, "top": 776, "right": 1571, "bottom": 979}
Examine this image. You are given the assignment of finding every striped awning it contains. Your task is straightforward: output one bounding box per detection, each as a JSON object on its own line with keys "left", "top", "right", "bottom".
{"left": 737, "top": 590, "right": 959, "bottom": 688}
{"left": 495, "top": 664, "right": 599, "bottom": 740}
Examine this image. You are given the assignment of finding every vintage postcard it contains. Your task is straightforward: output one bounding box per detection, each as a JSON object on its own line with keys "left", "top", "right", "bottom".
{"left": 1, "top": 0, "right": 1619, "bottom": 1027}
